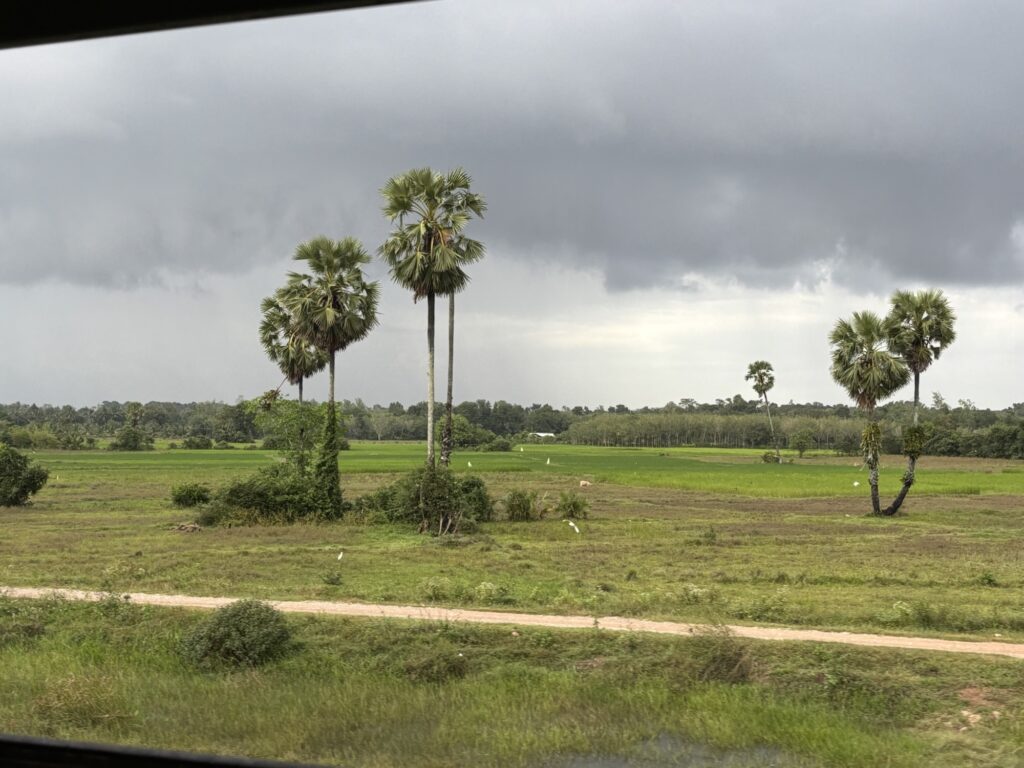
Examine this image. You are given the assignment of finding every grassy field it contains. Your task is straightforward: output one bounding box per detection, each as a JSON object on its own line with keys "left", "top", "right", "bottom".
{"left": 2, "top": 596, "right": 1023, "bottom": 768}
{"left": 3, "top": 442, "right": 1024, "bottom": 766}
{"left": 3, "top": 443, "right": 1023, "bottom": 639}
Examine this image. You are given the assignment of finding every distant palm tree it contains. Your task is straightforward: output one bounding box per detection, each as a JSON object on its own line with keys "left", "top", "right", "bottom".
{"left": 283, "top": 236, "right": 379, "bottom": 514}
{"left": 829, "top": 311, "right": 910, "bottom": 515}
{"left": 259, "top": 293, "right": 328, "bottom": 404}
{"left": 745, "top": 360, "right": 780, "bottom": 462}
{"left": 379, "top": 167, "right": 486, "bottom": 467}
{"left": 882, "top": 289, "right": 956, "bottom": 514}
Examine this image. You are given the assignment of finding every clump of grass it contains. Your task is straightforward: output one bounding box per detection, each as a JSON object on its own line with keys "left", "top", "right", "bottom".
{"left": 402, "top": 644, "right": 469, "bottom": 683}
{"left": 32, "top": 673, "right": 131, "bottom": 729}
{"left": 669, "top": 624, "right": 756, "bottom": 686}
{"left": 555, "top": 490, "right": 589, "bottom": 519}
{"left": 180, "top": 600, "right": 291, "bottom": 669}
{"left": 419, "top": 576, "right": 453, "bottom": 602}
{"left": 503, "top": 489, "right": 549, "bottom": 521}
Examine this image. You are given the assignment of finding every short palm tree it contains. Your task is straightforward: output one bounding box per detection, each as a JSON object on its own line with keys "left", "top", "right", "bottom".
{"left": 882, "top": 289, "right": 956, "bottom": 514}
{"left": 259, "top": 293, "right": 328, "bottom": 404}
{"left": 745, "top": 360, "right": 780, "bottom": 462}
{"left": 379, "top": 167, "right": 486, "bottom": 467}
{"left": 829, "top": 311, "right": 910, "bottom": 515}
{"left": 282, "top": 236, "right": 380, "bottom": 514}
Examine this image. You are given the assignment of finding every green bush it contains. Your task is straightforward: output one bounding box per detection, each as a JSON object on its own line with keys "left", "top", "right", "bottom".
{"left": 170, "top": 482, "right": 212, "bottom": 508}
{"left": 503, "top": 489, "right": 548, "bottom": 522}
{"left": 181, "top": 435, "right": 213, "bottom": 449}
{"left": 555, "top": 490, "right": 589, "bottom": 519}
{"left": 669, "top": 624, "right": 755, "bottom": 686}
{"left": 195, "top": 499, "right": 234, "bottom": 528}
{"left": 108, "top": 426, "right": 154, "bottom": 451}
{"left": 180, "top": 600, "right": 291, "bottom": 668}
{"left": 457, "top": 475, "right": 494, "bottom": 522}
{"left": 0, "top": 444, "right": 49, "bottom": 507}
{"left": 217, "top": 463, "right": 327, "bottom": 523}
{"left": 353, "top": 466, "right": 491, "bottom": 534}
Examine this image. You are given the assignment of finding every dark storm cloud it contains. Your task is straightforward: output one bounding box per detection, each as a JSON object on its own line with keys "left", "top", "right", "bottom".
{"left": 2, "top": 0, "right": 1023, "bottom": 289}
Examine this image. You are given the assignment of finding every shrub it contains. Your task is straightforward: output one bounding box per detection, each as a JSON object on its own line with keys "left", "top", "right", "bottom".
{"left": 214, "top": 440, "right": 234, "bottom": 450}
{"left": 555, "top": 490, "right": 589, "bottom": 519}
{"left": 0, "top": 444, "right": 49, "bottom": 507}
{"left": 170, "top": 482, "right": 212, "bottom": 508}
{"left": 457, "top": 475, "right": 494, "bottom": 522}
{"left": 217, "top": 463, "right": 328, "bottom": 523}
{"left": 353, "top": 466, "right": 489, "bottom": 534}
{"left": 180, "top": 600, "right": 291, "bottom": 668}
{"left": 181, "top": 435, "right": 213, "bottom": 449}
{"left": 108, "top": 426, "right": 154, "bottom": 451}
{"left": 503, "top": 489, "right": 549, "bottom": 521}
{"left": 670, "top": 624, "right": 755, "bottom": 686}
{"left": 195, "top": 499, "right": 234, "bottom": 528}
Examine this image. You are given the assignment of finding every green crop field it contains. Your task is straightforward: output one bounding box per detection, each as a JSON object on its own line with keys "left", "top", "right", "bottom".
{"left": 3, "top": 442, "right": 1024, "bottom": 766}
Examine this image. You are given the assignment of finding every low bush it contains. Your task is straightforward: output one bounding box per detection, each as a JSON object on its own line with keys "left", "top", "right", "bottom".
{"left": 170, "top": 482, "right": 212, "bottom": 508}
{"left": 216, "top": 463, "right": 329, "bottom": 523}
{"left": 181, "top": 435, "right": 213, "bottom": 449}
{"left": 503, "top": 489, "right": 549, "bottom": 522}
{"left": 353, "top": 467, "right": 493, "bottom": 534}
{"left": 180, "top": 599, "right": 291, "bottom": 669}
{"left": 555, "top": 490, "right": 589, "bottom": 519}
{"left": 670, "top": 624, "right": 756, "bottom": 686}
{"left": 0, "top": 444, "right": 49, "bottom": 507}
{"left": 214, "top": 440, "right": 234, "bottom": 450}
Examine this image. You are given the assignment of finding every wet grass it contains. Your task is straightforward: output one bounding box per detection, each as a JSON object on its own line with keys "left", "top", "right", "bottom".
{"left": 3, "top": 596, "right": 1023, "bottom": 767}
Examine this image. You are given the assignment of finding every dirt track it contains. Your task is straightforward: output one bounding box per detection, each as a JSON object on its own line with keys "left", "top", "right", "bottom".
{"left": 5, "top": 585, "right": 1024, "bottom": 660}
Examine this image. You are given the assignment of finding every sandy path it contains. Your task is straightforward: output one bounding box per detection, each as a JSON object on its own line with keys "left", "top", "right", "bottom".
{"left": 4, "top": 585, "right": 1024, "bottom": 660}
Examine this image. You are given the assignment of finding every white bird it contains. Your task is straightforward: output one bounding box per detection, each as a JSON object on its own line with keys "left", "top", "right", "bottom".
{"left": 546, "top": 458, "right": 551, "bottom": 465}
{"left": 467, "top": 461, "right": 472, "bottom": 468}
{"left": 853, "top": 481, "right": 860, "bottom": 487}
{"left": 565, "top": 520, "right": 580, "bottom": 534}
{"left": 520, "top": 447, "right": 524, "bottom": 452}
{"left": 337, "top": 551, "right": 344, "bottom": 560}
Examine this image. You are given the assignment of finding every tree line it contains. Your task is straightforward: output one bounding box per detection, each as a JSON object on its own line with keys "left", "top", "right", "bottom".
{"left": 2, "top": 396, "right": 1022, "bottom": 460}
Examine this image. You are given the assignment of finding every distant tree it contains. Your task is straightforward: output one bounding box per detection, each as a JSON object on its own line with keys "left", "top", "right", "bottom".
{"left": 283, "top": 237, "right": 379, "bottom": 516}
{"left": 380, "top": 167, "right": 485, "bottom": 467}
{"left": 259, "top": 293, "right": 328, "bottom": 404}
{"left": 931, "top": 391, "right": 949, "bottom": 412}
{"left": 0, "top": 443, "right": 49, "bottom": 506}
{"left": 830, "top": 312, "right": 910, "bottom": 515}
{"left": 883, "top": 289, "right": 956, "bottom": 515}
{"left": 791, "top": 429, "right": 814, "bottom": 458}
{"left": 745, "top": 361, "right": 780, "bottom": 462}
{"left": 108, "top": 401, "right": 154, "bottom": 451}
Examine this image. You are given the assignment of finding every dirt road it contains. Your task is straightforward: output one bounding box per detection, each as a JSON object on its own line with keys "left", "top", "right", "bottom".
{"left": 4, "top": 585, "right": 1023, "bottom": 660}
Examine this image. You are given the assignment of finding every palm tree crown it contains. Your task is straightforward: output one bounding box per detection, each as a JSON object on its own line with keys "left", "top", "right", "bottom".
{"left": 883, "top": 289, "right": 956, "bottom": 376}
{"left": 259, "top": 294, "right": 328, "bottom": 390}
{"left": 379, "top": 167, "right": 486, "bottom": 297}
{"left": 829, "top": 311, "right": 910, "bottom": 412}
{"left": 745, "top": 361, "right": 775, "bottom": 398}
{"left": 283, "top": 236, "right": 380, "bottom": 359}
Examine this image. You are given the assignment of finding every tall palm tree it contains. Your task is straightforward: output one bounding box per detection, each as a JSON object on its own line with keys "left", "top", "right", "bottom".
{"left": 745, "top": 360, "right": 780, "bottom": 462}
{"left": 283, "top": 236, "right": 380, "bottom": 515}
{"left": 883, "top": 289, "right": 956, "bottom": 426}
{"left": 829, "top": 311, "right": 910, "bottom": 515}
{"left": 259, "top": 293, "right": 328, "bottom": 404}
{"left": 882, "top": 289, "right": 956, "bottom": 514}
{"left": 379, "top": 167, "right": 486, "bottom": 467}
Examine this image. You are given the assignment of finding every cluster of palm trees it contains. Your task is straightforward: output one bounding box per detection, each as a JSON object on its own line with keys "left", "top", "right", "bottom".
{"left": 259, "top": 167, "right": 486, "bottom": 506}
{"left": 829, "top": 289, "right": 956, "bottom": 515}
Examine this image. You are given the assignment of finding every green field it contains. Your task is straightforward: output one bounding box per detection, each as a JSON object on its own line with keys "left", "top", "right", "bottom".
{"left": 3, "top": 442, "right": 1024, "bottom": 766}
{"left": 4, "top": 444, "right": 1024, "bottom": 638}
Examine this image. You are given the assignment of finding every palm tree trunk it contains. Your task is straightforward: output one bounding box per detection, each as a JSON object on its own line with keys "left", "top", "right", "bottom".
{"left": 298, "top": 378, "right": 303, "bottom": 405}
{"left": 764, "top": 393, "right": 780, "bottom": 462}
{"left": 865, "top": 408, "right": 881, "bottom": 515}
{"left": 440, "top": 293, "right": 455, "bottom": 466}
{"left": 884, "top": 370, "right": 921, "bottom": 516}
{"left": 426, "top": 291, "right": 436, "bottom": 467}
{"left": 329, "top": 354, "right": 335, "bottom": 407}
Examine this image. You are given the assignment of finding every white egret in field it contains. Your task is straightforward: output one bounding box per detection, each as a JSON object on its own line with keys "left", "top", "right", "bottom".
{"left": 520, "top": 447, "right": 524, "bottom": 452}
{"left": 565, "top": 520, "right": 580, "bottom": 534}
{"left": 546, "top": 458, "right": 551, "bottom": 465}
{"left": 853, "top": 481, "right": 860, "bottom": 487}
{"left": 467, "top": 461, "right": 472, "bottom": 468}
{"left": 337, "top": 551, "right": 344, "bottom": 560}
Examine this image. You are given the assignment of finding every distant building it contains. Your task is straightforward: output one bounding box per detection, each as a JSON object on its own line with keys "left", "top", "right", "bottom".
{"left": 530, "top": 432, "right": 556, "bottom": 438}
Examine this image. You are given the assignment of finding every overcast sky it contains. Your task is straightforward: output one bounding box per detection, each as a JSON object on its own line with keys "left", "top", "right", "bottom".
{"left": 1, "top": 0, "right": 1021, "bottom": 410}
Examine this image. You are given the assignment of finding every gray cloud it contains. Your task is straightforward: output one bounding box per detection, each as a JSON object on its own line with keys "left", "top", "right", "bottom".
{"left": 2, "top": 0, "right": 1024, "bottom": 290}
